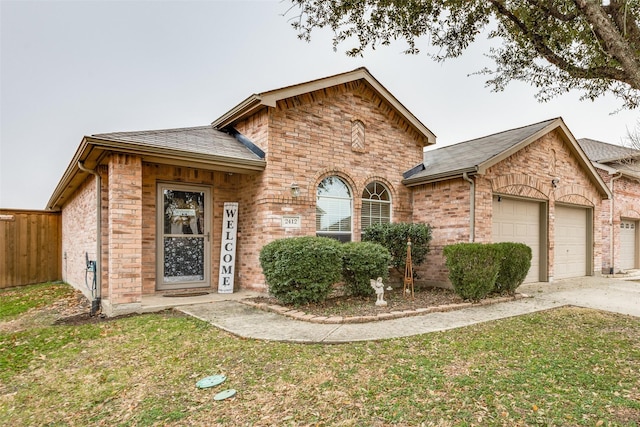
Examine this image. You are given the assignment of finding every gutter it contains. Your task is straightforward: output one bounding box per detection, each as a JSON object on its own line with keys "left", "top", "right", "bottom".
{"left": 462, "top": 172, "right": 475, "bottom": 242}
{"left": 402, "top": 167, "right": 477, "bottom": 187}
{"left": 77, "top": 161, "right": 102, "bottom": 316}
{"left": 609, "top": 172, "right": 623, "bottom": 274}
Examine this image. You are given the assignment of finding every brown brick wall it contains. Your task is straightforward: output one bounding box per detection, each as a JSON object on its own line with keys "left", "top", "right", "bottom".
{"left": 597, "top": 170, "right": 640, "bottom": 272}
{"left": 107, "top": 154, "right": 143, "bottom": 305}
{"left": 233, "top": 81, "right": 426, "bottom": 290}
{"left": 61, "top": 165, "right": 109, "bottom": 303}
{"left": 411, "top": 178, "right": 472, "bottom": 285}
{"left": 412, "top": 129, "right": 605, "bottom": 285}
{"left": 61, "top": 174, "right": 98, "bottom": 298}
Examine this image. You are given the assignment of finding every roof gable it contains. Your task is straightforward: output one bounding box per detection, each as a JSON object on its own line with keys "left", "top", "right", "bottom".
{"left": 211, "top": 67, "right": 436, "bottom": 146}
{"left": 406, "top": 118, "right": 558, "bottom": 182}
{"left": 403, "top": 117, "right": 610, "bottom": 198}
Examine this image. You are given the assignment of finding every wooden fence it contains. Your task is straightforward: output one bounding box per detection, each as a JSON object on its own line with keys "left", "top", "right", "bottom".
{"left": 0, "top": 209, "right": 61, "bottom": 289}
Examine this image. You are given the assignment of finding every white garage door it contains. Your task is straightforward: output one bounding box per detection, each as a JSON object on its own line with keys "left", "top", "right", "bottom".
{"left": 620, "top": 220, "right": 637, "bottom": 270}
{"left": 492, "top": 196, "right": 540, "bottom": 283}
{"left": 555, "top": 205, "right": 588, "bottom": 279}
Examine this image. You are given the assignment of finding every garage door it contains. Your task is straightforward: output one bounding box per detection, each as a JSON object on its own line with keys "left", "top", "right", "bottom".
{"left": 620, "top": 220, "right": 637, "bottom": 270}
{"left": 554, "top": 205, "right": 588, "bottom": 279}
{"left": 492, "top": 196, "right": 541, "bottom": 283}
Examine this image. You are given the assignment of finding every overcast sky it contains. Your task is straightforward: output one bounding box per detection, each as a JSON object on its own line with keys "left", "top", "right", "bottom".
{"left": 2, "top": 0, "right": 639, "bottom": 210}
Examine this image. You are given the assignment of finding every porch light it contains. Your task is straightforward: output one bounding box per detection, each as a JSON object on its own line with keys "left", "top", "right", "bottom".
{"left": 290, "top": 183, "right": 300, "bottom": 198}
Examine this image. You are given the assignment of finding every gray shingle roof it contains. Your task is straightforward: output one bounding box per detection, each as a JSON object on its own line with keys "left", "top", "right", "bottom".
{"left": 577, "top": 138, "right": 640, "bottom": 163}
{"left": 404, "top": 118, "right": 558, "bottom": 183}
{"left": 91, "top": 125, "right": 263, "bottom": 161}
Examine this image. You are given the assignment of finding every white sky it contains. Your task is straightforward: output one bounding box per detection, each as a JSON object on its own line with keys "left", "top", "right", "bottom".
{"left": 2, "top": 0, "right": 638, "bottom": 209}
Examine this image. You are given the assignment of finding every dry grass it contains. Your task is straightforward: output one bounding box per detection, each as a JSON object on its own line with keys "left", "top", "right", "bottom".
{"left": 2, "top": 283, "right": 640, "bottom": 426}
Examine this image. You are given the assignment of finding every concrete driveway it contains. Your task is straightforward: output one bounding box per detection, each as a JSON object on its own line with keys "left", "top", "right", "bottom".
{"left": 179, "top": 274, "right": 640, "bottom": 343}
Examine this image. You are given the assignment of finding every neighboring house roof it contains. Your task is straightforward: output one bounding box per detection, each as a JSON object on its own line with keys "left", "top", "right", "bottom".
{"left": 403, "top": 117, "right": 611, "bottom": 198}
{"left": 578, "top": 138, "right": 640, "bottom": 180}
{"left": 47, "top": 125, "right": 266, "bottom": 210}
{"left": 211, "top": 67, "right": 436, "bottom": 147}
{"left": 578, "top": 138, "right": 640, "bottom": 163}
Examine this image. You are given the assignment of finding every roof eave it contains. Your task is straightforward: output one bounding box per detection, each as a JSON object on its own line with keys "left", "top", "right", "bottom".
{"left": 402, "top": 168, "right": 478, "bottom": 187}
{"left": 46, "top": 137, "right": 266, "bottom": 211}
{"left": 46, "top": 137, "right": 93, "bottom": 210}
{"left": 85, "top": 136, "right": 266, "bottom": 168}
{"left": 555, "top": 121, "right": 612, "bottom": 199}
{"left": 211, "top": 95, "right": 263, "bottom": 129}
{"left": 593, "top": 161, "right": 640, "bottom": 180}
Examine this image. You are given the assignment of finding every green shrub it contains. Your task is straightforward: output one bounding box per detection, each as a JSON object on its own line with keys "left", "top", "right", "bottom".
{"left": 443, "top": 243, "right": 501, "bottom": 301}
{"left": 493, "top": 242, "right": 532, "bottom": 295}
{"left": 259, "top": 236, "right": 343, "bottom": 305}
{"left": 341, "top": 242, "right": 391, "bottom": 297}
{"left": 362, "top": 222, "right": 432, "bottom": 277}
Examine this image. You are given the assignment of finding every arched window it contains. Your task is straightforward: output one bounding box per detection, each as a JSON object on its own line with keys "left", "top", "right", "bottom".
{"left": 361, "top": 181, "right": 391, "bottom": 233}
{"left": 316, "top": 176, "right": 352, "bottom": 242}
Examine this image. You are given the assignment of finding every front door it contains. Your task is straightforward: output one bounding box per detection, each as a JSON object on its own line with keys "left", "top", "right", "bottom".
{"left": 157, "top": 183, "right": 211, "bottom": 290}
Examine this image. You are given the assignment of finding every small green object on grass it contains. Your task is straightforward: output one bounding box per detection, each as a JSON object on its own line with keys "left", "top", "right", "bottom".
{"left": 196, "top": 374, "right": 226, "bottom": 389}
{"left": 214, "top": 389, "right": 236, "bottom": 401}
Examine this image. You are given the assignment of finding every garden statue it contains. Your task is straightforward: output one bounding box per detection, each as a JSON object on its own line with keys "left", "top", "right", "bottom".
{"left": 370, "top": 277, "right": 387, "bottom": 307}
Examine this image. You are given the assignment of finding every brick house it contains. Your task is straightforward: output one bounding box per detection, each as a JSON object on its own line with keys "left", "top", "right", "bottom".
{"left": 47, "top": 68, "right": 435, "bottom": 316}
{"left": 404, "top": 118, "right": 611, "bottom": 285}
{"left": 48, "top": 68, "right": 613, "bottom": 316}
{"left": 578, "top": 138, "right": 640, "bottom": 273}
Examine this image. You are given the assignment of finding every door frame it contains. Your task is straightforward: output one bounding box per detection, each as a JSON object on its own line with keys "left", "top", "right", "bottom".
{"left": 156, "top": 182, "right": 211, "bottom": 290}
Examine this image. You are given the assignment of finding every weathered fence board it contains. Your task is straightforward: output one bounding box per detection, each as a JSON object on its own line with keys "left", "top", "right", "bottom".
{"left": 0, "top": 209, "right": 61, "bottom": 289}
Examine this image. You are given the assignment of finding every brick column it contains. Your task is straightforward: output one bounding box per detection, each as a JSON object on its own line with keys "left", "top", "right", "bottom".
{"left": 104, "top": 154, "right": 143, "bottom": 315}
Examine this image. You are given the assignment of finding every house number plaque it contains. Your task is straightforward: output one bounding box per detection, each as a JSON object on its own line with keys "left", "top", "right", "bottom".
{"left": 281, "top": 215, "right": 301, "bottom": 228}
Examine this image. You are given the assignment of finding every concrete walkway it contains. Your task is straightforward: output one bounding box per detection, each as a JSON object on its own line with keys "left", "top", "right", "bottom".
{"left": 178, "top": 274, "right": 640, "bottom": 343}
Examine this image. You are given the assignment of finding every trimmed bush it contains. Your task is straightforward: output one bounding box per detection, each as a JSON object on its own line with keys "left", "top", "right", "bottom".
{"left": 443, "top": 243, "right": 501, "bottom": 301}
{"left": 259, "top": 236, "right": 343, "bottom": 305}
{"left": 341, "top": 242, "right": 391, "bottom": 297}
{"left": 493, "top": 242, "right": 532, "bottom": 295}
{"left": 362, "top": 222, "right": 432, "bottom": 277}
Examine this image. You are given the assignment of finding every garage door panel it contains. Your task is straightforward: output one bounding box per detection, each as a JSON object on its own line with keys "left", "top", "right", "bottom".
{"left": 554, "top": 206, "right": 587, "bottom": 280}
{"left": 492, "top": 197, "right": 540, "bottom": 283}
{"left": 620, "top": 221, "right": 637, "bottom": 270}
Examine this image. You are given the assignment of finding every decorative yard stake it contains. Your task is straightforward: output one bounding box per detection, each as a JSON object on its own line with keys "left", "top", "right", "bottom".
{"left": 404, "top": 237, "right": 414, "bottom": 299}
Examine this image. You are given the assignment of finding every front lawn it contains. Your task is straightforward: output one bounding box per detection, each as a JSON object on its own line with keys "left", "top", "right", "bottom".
{"left": 1, "top": 283, "right": 639, "bottom": 426}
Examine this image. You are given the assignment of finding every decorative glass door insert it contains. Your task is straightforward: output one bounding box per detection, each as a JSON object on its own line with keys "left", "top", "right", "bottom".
{"left": 157, "top": 184, "right": 210, "bottom": 289}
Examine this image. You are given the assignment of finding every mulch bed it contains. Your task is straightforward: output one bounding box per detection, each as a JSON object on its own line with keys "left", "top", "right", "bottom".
{"left": 247, "top": 285, "right": 471, "bottom": 318}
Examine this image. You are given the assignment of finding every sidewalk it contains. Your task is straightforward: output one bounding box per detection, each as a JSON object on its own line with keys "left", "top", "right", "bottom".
{"left": 178, "top": 274, "right": 640, "bottom": 343}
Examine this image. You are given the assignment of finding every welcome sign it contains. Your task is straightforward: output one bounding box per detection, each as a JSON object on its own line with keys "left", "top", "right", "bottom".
{"left": 218, "top": 202, "right": 238, "bottom": 293}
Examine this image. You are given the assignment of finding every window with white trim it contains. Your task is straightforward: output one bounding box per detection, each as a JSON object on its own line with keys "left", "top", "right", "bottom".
{"left": 361, "top": 181, "right": 391, "bottom": 233}
{"left": 316, "top": 176, "right": 352, "bottom": 242}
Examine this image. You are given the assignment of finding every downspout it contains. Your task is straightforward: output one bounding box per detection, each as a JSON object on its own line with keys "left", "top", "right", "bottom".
{"left": 609, "top": 172, "right": 623, "bottom": 274}
{"left": 77, "top": 161, "right": 102, "bottom": 315}
{"left": 462, "top": 172, "right": 475, "bottom": 242}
